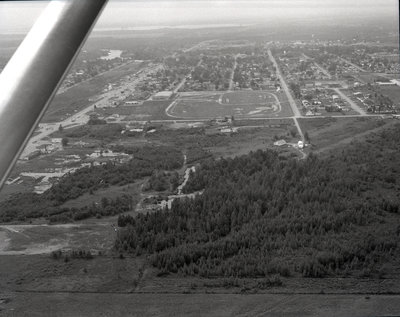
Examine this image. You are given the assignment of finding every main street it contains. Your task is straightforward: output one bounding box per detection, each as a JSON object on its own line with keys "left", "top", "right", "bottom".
{"left": 228, "top": 54, "right": 240, "bottom": 91}
{"left": 267, "top": 49, "right": 304, "bottom": 142}
{"left": 173, "top": 58, "right": 203, "bottom": 94}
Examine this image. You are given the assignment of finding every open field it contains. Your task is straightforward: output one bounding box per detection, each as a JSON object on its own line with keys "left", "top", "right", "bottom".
{"left": 95, "top": 90, "right": 294, "bottom": 122}
{"left": 298, "top": 116, "right": 397, "bottom": 153}
{"left": 380, "top": 85, "right": 400, "bottom": 104}
{"left": 1, "top": 247, "right": 400, "bottom": 294}
{"left": 166, "top": 90, "right": 293, "bottom": 119}
{"left": 144, "top": 123, "right": 298, "bottom": 158}
{"left": 1, "top": 292, "right": 400, "bottom": 317}
{"left": 205, "top": 126, "right": 300, "bottom": 158}
{"left": 0, "top": 223, "right": 116, "bottom": 256}
{"left": 61, "top": 182, "right": 143, "bottom": 211}
{"left": 355, "top": 72, "right": 398, "bottom": 84}
{"left": 42, "top": 61, "right": 144, "bottom": 123}
{"left": 96, "top": 100, "right": 172, "bottom": 121}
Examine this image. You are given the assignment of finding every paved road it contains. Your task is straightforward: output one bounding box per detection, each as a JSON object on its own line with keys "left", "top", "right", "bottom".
{"left": 173, "top": 77, "right": 187, "bottom": 94}
{"left": 134, "top": 113, "right": 384, "bottom": 124}
{"left": 228, "top": 54, "right": 239, "bottom": 91}
{"left": 173, "top": 58, "right": 202, "bottom": 94}
{"left": 333, "top": 87, "right": 367, "bottom": 115}
{"left": 267, "top": 49, "right": 304, "bottom": 141}
{"left": 267, "top": 50, "right": 301, "bottom": 118}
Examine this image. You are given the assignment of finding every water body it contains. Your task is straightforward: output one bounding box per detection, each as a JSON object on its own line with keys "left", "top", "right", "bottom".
{"left": 100, "top": 50, "right": 123, "bottom": 60}
{"left": 94, "top": 24, "right": 251, "bottom": 32}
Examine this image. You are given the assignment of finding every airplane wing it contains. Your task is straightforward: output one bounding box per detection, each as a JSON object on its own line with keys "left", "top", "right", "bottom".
{"left": 0, "top": 0, "right": 108, "bottom": 188}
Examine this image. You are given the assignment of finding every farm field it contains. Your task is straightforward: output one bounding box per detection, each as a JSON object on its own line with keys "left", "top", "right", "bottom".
{"left": 166, "top": 90, "right": 293, "bottom": 119}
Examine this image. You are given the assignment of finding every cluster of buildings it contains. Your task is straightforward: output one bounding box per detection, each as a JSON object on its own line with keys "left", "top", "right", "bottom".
{"left": 291, "top": 45, "right": 399, "bottom": 78}
{"left": 135, "top": 67, "right": 179, "bottom": 96}
{"left": 324, "top": 57, "right": 364, "bottom": 76}
{"left": 233, "top": 54, "right": 277, "bottom": 90}
{"left": 277, "top": 52, "right": 330, "bottom": 83}
{"left": 9, "top": 148, "right": 133, "bottom": 194}
{"left": 59, "top": 55, "right": 125, "bottom": 93}
{"left": 345, "top": 49, "right": 400, "bottom": 74}
{"left": 182, "top": 55, "right": 234, "bottom": 91}
{"left": 352, "top": 89, "right": 398, "bottom": 114}
{"left": 299, "top": 88, "right": 350, "bottom": 115}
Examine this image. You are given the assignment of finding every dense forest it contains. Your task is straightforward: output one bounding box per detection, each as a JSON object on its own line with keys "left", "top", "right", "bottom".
{"left": 0, "top": 145, "right": 183, "bottom": 222}
{"left": 116, "top": 123, "right": 400, "bottom": 279}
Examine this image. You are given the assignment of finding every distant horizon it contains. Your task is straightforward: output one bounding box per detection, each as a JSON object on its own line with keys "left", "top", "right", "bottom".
{"left": 0, "top": 0, "right": 398, "bottom": 34}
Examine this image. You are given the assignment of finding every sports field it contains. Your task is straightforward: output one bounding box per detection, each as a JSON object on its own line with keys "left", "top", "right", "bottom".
{"left": 166, "top": 90, "right": 293, "bottom": 119}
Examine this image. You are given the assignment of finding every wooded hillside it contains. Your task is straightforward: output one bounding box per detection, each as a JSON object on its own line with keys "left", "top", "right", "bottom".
{"left": 116, "top": 123, "right": 400, "bottom": 279}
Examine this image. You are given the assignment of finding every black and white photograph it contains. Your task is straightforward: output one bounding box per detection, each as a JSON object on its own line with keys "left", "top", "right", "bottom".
{"left": 0, "top": 0, "right": 399, "bottom": 315}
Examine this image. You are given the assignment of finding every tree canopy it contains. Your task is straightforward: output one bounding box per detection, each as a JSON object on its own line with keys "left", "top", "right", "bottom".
{"left": 116, "top": 124, "right": 400, "bottom": 279}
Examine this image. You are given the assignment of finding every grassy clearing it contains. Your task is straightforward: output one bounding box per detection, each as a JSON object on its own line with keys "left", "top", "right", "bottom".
{"left": 61, "top": 182, "right": 143, "bottom": 210}
{"left": 206, "top": 127, "right": 298, "bottom": 158}
{"left": 169, "top": 90, "right": 292, "bottom": 119}
{"left": 380, "top": 85, "right": 400, "bottom": 104}
{"left": 1, "top": 252, "right": 400, "bottom": 295}
{"left": 355, "top": 72, "right": 383, "bottom": 83}
{"left": 0, "top": 224, "right": 116, "bottom": 256}
{"left": 298, "top": 116, "right": 392, "bottom": 153}
{"left": 145, "top": 124, "right": 297, "bottom": 159}
{"left": 96, "top": 100, "right": 172, "bottom": 121}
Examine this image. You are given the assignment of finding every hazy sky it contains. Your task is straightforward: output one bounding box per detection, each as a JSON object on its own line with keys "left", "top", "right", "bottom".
{"left": 0, "top": 0, "right": 398, "bottom": 33}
